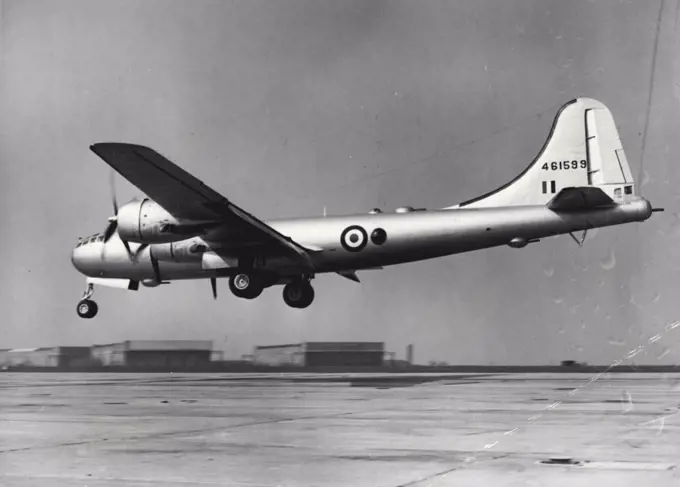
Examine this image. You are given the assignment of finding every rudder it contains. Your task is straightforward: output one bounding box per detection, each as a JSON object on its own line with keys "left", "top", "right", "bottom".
{"left": 584, "top": 99, "right": 636, "bottom": 200}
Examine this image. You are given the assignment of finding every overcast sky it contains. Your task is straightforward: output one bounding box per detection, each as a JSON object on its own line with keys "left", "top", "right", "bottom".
{"left": 0, "top": 0, "right": 679, "bottom": 365}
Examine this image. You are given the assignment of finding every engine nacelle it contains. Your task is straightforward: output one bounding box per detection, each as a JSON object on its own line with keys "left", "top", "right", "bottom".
{"left": 149, "top": 238, "right": 207, "bottom": 263}
{"left": 117, "top": 199, "right": 212, "bottom": 244}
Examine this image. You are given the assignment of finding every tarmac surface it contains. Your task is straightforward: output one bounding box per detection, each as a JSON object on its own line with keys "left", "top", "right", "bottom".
{"left": 1, "top": 372, "right": 679, "bottom": 486}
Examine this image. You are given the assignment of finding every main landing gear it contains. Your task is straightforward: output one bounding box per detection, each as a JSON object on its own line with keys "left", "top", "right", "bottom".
{"left": 282, "top": 279, "right": 315, "bottom": 309}
{"left": 228, "top": 273, "right": 263, "bottom": 300}
{"left": 77, "top": 283, "right": 98, "bottom": 319}
{"left": 228, "top": 272, "right": 315, "bottom": 309}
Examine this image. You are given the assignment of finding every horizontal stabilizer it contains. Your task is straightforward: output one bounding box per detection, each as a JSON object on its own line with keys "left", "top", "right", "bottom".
{"left": 547, "top": 186, "right": 615, "bottom": 212}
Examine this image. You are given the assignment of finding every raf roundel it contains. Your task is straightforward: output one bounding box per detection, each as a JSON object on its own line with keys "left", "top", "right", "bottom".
{"left": 340, "top": 225, "right": 368, "bottom": 252}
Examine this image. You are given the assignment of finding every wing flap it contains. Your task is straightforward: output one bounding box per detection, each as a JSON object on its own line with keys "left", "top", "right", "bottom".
{"left": 547, "top": 186, "right": 615, "bottom": 212}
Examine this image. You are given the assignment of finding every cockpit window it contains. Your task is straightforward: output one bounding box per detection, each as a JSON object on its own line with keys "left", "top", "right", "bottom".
{"left": 77, "top": 234, "right": 103, "bottom": 246}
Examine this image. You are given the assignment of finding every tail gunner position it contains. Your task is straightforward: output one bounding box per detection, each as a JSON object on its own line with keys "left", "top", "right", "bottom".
{"left": 72, "top": 98, "right": 662, "bottom": 318}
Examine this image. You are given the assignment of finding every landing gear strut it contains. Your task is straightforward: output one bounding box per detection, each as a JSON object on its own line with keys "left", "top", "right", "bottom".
{"left": 77, "top": 283, "right": 98, "bottom": 319}
{"left": 283, "top": 279, "right": 315, "bottom": 309}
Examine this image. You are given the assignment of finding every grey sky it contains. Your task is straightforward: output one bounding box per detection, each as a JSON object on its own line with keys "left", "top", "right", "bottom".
{"left": 1, "top": 0, "right": 678, "bottom": 365}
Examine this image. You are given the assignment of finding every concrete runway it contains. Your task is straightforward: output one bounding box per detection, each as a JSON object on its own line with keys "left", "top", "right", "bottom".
{"left": 1, "top": 372, "right": 679, "bottom": 486}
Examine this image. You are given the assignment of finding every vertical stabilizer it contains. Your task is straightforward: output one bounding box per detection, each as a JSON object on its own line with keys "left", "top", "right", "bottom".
{"left": 446, "top": 98, "right": 637, "bottom": 209}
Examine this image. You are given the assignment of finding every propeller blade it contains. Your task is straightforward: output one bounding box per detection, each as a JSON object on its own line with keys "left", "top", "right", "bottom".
{"left": 121, "top": 238, "right": 134, "bottom": 256}
{"left": 132, "top": 243, "right": 148, "bottom": 260}
{"left": 210, "top": 277, "right": 217, "bottom": 300}
{"left": 103, "top": 219, "right": 117, "bottom": 242}
{"left": 150, "top": 252, "right": 161, "bottom": 282}
{"left": 109, "top": 169, "right": 119, "bottom": 215}
{"left": 100, "top": 219, "right": 119, "bottom": 259}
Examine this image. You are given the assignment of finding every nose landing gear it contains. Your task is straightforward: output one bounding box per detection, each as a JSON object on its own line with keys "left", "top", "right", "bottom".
{"left": 77, "top": 283, "right": 98, "bottom": 319}
{"left": 77, "top": 299, "right": 98, "bottom": 319}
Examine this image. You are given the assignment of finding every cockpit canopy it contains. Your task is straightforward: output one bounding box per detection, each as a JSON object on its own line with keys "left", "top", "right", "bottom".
{"left": 76, "top": 233, "right": 104, "bottom": 247}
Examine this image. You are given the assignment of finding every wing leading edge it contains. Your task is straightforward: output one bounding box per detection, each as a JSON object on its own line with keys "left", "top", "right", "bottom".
{"left": 89, "top": 143, "right": 314, "bottom": 269}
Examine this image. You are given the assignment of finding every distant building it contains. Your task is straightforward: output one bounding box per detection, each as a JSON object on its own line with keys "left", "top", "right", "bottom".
{"left": 91, "top": 340, "right": 212, "bottom": 369}
{"left": 561, "top": 360, "right": 587, "bottom": 367}
{"left": 406, "top": 344, "right": 414, "bottom": 364}
{"left": 252, "top": 342, "right": 385, "bottom": 367}
{"left": 0, "top": 347, "right": 91, "bottom": 368}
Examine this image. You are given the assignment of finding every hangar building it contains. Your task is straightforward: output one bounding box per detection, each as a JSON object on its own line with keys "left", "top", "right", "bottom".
{"left": 252, "top": 342, "right": 385, "bottom": 367}
{"left": 0, "top": 347, "right": 91, "bottom": 368}
{"left": 91, "top": 340, "right": 212, "bottom": 369}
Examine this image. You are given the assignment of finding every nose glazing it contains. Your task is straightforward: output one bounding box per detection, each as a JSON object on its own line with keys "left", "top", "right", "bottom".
{"left": 71, "top": 242, "right": 87, "bottom": 274}
{"left": 71, "top": 236, "right": 102, "bottom": 276}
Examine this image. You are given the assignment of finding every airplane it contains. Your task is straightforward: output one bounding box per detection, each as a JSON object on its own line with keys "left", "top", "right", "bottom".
{"left": 71, "top": 97, "right": 663, "bottom": 318}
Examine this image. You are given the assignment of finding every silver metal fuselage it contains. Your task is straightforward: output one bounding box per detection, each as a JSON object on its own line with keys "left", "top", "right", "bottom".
{"left": 71, "top": 197, "right": 653, "bottom": 283}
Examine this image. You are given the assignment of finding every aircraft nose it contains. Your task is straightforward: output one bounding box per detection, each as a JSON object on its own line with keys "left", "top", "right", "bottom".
{"left": 71, "top": 244, "right": 86, "bottom": 273}
{"left": 71, "top": 241, "right": 99, "bottom": 276}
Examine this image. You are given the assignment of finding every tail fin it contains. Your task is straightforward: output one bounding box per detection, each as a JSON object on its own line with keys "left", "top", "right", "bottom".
{"left": 446, "top": 97, "right": 637, "bottom": 209}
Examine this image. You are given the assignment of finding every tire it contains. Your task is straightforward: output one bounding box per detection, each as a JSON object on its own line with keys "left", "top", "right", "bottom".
{"left": 282, "top": 281, "right": 315, "bottom": 308}
{"left": 229, "top": 273, "right": 263, "bottom": 299}
{"left": 77, "top": 299, "right": 98, "bottom": 319}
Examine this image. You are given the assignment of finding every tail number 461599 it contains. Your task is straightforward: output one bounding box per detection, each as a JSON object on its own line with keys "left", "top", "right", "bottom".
{"left": 542, "top": 160, "right": 587, "bottom": 171}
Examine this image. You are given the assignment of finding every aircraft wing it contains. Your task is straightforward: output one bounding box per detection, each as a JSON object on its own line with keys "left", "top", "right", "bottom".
{"left": 89, "top": 143, "right": 314, "bottom": 269}
{"left": 547, "top": 186, "right": 615, "bottom": 212}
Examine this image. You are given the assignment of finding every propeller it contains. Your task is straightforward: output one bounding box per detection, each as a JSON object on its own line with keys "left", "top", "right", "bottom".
{"left": 101, "top": 170, "right": 145, "bottom": 260}
{"left": 150, "top": 246, "right": 162, "bottom": 282}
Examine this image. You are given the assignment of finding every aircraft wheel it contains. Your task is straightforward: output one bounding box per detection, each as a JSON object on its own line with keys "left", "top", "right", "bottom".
{"left": 242, "top": 286, "right": 263, "bottom": 300}
{"left": 77, "top": 299, "right": 98, "bottom": 319}
{"left": 229, "top": 273, "right": 263, "bottom": 299}
{"left": 283, "top": 281, "right": 315, "bottom": 309}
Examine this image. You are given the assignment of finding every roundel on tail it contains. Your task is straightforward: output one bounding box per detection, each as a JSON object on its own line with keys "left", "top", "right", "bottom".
{"left": 340, "top": 225, "right": 368, "bottom": 252}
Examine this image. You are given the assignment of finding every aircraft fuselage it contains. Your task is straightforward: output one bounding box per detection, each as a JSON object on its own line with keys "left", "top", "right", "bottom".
{"left": 72, "top": 197, "right": 652, "bottom": 282}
